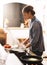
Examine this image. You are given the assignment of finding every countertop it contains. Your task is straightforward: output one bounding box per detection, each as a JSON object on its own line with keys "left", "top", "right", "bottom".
{"left": 5, "top": 53, "right": 47, "bottom": 65}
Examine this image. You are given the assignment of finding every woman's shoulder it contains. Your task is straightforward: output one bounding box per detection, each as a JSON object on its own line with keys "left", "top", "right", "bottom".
{"left": 33, "top": 19, "right": 42, "bottom": 29}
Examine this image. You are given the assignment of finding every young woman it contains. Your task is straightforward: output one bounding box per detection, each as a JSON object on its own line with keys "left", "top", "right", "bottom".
{"left": 22, "top": 5, "right": 45, "bottom": 56}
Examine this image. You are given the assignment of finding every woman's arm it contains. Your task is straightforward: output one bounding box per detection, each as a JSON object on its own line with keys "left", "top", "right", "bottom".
{"left": 25, "top": 42, "right": 31, "bottom": 48}
{"left": 22, "top": 38, "right": 29, "bottom": 44}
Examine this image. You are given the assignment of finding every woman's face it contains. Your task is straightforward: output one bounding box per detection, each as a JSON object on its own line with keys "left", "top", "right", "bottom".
{"left": 23, "top": 12, "right": 30, "bottom": 21}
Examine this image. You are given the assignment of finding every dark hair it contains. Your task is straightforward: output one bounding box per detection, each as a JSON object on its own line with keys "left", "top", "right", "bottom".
{"left": 22, "top": 6, "right": 35, "bottom": 16}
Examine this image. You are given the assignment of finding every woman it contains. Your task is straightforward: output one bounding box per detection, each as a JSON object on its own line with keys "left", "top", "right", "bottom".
{"left": 22, "top": 5, "right": 45, "bottom": 56}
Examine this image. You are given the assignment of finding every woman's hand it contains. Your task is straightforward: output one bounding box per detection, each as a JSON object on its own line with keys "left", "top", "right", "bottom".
{"left": 22, "top": 38, "right": 29, "bottom": 44}
{"left": 26, "top": 43, "right": 31, "bottom": 48}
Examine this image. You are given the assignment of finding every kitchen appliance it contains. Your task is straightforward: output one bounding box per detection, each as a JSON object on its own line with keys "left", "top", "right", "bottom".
{"left": 20, "top": 55, "right": 43, "bottom": 64}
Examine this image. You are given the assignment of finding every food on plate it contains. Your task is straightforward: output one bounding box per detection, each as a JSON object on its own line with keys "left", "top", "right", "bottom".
{"left": 4, "top": 44, "right": 11, "bottom": 48}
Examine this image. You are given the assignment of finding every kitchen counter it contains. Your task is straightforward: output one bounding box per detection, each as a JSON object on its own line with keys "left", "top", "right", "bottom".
{"left": 0, "top": 44, "right": 47, "bottom": 65}
{"left": 5, "top": 52, "right": 47, "bottom": 65}
{"left": 5, "top": 53, "right": 23, "bottom": 65}
{"left": 4, "top": 47, "right": 47, "bottom": 65}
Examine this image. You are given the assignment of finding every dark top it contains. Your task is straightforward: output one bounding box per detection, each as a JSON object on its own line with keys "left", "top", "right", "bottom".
{"left": 29, "top": 16, "right": 45, "bottom": 52}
